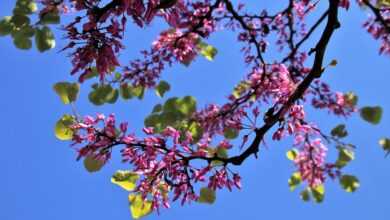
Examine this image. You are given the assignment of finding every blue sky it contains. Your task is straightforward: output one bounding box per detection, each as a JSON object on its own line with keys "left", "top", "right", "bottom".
{"left": 1, "top": 1, "right": 390, "bottom": 220}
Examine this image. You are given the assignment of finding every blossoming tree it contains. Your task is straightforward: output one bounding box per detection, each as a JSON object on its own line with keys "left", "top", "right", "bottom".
{"left": 1, "top": 0, "right": 390, "bottom": 218}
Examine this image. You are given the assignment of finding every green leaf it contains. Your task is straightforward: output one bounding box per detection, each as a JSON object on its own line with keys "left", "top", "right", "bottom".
{"left": 111, "top": 170, "right": 139, "bottom": 191}
{"left": 131, "top": 85, "right": 145, "bottom": 100}
{"left": 188, "top": 122, "right": 203, "bottom": 143}
{"left": 16, "top": 25, "right": 35, "bottom": 38}
{"left": 198, "top": 187, "right": 216, "bottom": 204}
{"left": 300, "top": 188, "right": 311, "bottom": 202}
{"left": 223, "top": 127, "right": 239, "bottom": 139}
{"left": 163, "top": 97, "right": 180, "bottom": 112}
{"left": 40, "top": 11, "right": 60, "bottom": 24}
{"left": 211, "top": 147, "right": 228, "bottom": 166}
{"left": 119, "top": 83, "right": 133, "bottom": 100}
{"left": 360, "top": 106, "right": 382, "bottom": 125}
{"left": 54, "top": 114, "right": 75, "bottom": 140}
{"left": 155, "top": 80, "right": 170, "bottom": 98}
{"left": 14, "top": 0, "right": 38, "bottom": 15}
{"left": 331, "top": 124, "right": 348, "bottom": 138}
{"left": 53, "top": 82, "right": 80, "bottom": 104}
{"left": 105, "top": 88, "right": 119, "bottom": 104}
{"left": 197, "top": 41, "right": 218, "bottom": 61}
{"left": 35, "top": 26, "right": 55, "bottom": 52}
{"left": 178, "top": 96, "right": 196, "bottom": 116}
{"left": 152, "top": 104, "right": 163, "bottom": 113}
{"left": 286, "top": 149, "right": 299, "bottom": 161}
{"left": 13, "top": 36, "right": 31, "bottom": 49}
{"left": 311, "top": 185, "right": 325, "bottom": 203}
{"left": 288, "top": 172, "right": 301, "bottom": 191}
{"left": 379, "top": 138, "right": 390, "bottom": 153}
{"left": 340, "top": 175, "right": 360, "bottom": 192}
{"left": 88, "top": 84, "right": 118, "bottom": 105}
{"left": 335, "top": 147, "right": 354, "bottom": 168}
{"left": 83, "top": 155, "right": 104, "bottom": 173}
{"left": 343, "top": 92, "right": 358, "bottom": 106}
{"left": 11, "top": 14, "right": 30, "bottom": 27}
{"left": 0, "top": 16, "right": 14, "bottom": 36}
{"left": 129, "top": 194, "right": 152, "bottom": 219}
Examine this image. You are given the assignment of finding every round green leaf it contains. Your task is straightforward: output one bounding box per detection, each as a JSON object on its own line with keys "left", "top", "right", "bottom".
{"left": 35, "top": 26, "right": 55, "bottom": 52}
{"left": 13, "top": 36, "right": 32, "bottom": 49}
{"left": 286, "top": 148, "right": 298, "bottom": 161}
{"left": 360, "top": 106, "right": 383, "bottom": 125}
{"left": 0, "top": 16, "right": 14, "bottom": 36}
{"left": 331, "top": 124, "right": 348, "bottom": 138}
{"left": 54, "top": 115, "right": 75, "bottom": 140}
{"left": 83, "top": 155, "right": 104, "bottom": 173}
{"left": 155, "top": 80, "right": 170, "bottom": 98}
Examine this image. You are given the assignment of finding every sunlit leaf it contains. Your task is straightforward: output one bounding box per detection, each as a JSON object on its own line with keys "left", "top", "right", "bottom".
{"left": 35, "top": 26, "right": 55, "bottom": 52}
{"left": 379, "top": 138, "right": 390, "bottom": 154}
{"left": 335, "top": 147, "right": 354, "bottom": 168}
{"left": 197, "top": 41, "right": 218, "bottom": 61}
{"left": 53, "top": 82, "right": 80, "bottom": 104}
{"left": 311, "top": 185, "right": 325, "bottom": 203}
{"left": 288, "top": 172, "right": 301, "bottom": 191}
{"left": 0, "top": 16, "right": 14, "bottom": 36}
{"left": 286, "top": 148, "right": 298, "bottom": 161}
{"left": 111, "top": 170, "right": 139, "bottom": 191}
{"left": 129, "top": 194, "right": 152, "bottom": 219}
{"left": 54, "top": 114, "right": 75, "bottom": 140}
{"left": 340, "top": 175, "right": 360, "bottom": 192}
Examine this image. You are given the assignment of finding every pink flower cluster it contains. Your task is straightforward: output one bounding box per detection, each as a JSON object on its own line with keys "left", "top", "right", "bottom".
{"left": 363, "top": 6, "right": 390, "bottom": 55}
{"left": 70, "top": 113, "right": 241, "bottom": 211}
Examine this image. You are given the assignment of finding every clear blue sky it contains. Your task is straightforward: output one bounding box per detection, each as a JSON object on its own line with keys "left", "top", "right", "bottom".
{"left": 1, "top": 1, "right": 390, "bottom": 220}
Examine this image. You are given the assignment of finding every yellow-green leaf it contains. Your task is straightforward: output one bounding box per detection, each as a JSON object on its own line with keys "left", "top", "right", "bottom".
{"left": 286, "top": 149, "right": 298, "bottom": 161}
{"left": 340, "top": 175, "right": 360, "bottom": 192}
{"left": 197, "top": 41, "right": 218, "bottom": 61}
{"left": 54, "top": 114, "right": 75, "bottom": 140}
{"left": 288, "top": 172, "right": 301, "bottom": 191}
{"left": 111, "top": 170, "right": 139, "bottom": 191}
{"left": 311, "top": 184, "right": 325, "bottom": 203}
{"left": 53, "top": 82, "right": 80, "bottom": 104}
{"left": 129, "top": 194, "right": 152, "bottom": 219}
